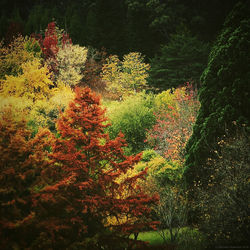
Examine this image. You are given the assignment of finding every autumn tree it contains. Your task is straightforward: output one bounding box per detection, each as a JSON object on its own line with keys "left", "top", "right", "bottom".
{"left": 0, "top": 35, "right": 40, "bottom": 79}
{"left": 0, "top": 108, "right": 52, "bottom": 249}
{"left": 28, "top": 84, "right": 75, "bottom": 133}
{"left": 35, "top": 22, "right": 88, "bottom": 86}
{"left": 55, "top": 43, "right": 88, "bottom": 87}
{"left": 34, "top": 87, "right": 158, "bottom": 249}
{"left": 0, "top": 58, "right": 55, "bottom": 102}
{"left": 146, "top": 84, "right": 199, "bottom": 162}
{"left": 37, "top": 21, "right": 71, "bottom": 60}
{"left": 134, "top": 150, "right": 187, "bottom": 244}
{"left": 101, "top": 52, "right": 150, "bottom": 98}
{"left": 35, "top": 21, "right": 72, "bottom": 76}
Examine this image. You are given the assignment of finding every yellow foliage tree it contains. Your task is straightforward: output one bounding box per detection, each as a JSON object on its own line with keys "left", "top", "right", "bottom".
{"left": 154, "top": 88, "right": 180, "bottom": 113}
{"left": 29, "top": 84, "right": 74, "bottom": 130}
{"left": 0, "top": 82, "right": 74, "bottom": 134}
{"left": 0, "top": 58, "right": 54, "bottom": 102}
{"left": 102, "top": 52, "right": 150, "bottom": 97}
{"left": 0, "top": 96, "right": 33, "bottom": 115}
{"left": 0, "top": 36, "right": 40, "bottom": 79}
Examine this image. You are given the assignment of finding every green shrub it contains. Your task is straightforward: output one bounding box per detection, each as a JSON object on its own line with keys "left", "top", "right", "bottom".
{"left": 106, "top": 92, "right": 156, "bottom": 154}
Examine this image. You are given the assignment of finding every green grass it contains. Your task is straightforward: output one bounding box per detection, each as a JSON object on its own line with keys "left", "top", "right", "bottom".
{"left": 130, "top": 227, "right": 207, "bottom": 250}
{"left": 130, "top": 229, "right": 170, "bottom": 246}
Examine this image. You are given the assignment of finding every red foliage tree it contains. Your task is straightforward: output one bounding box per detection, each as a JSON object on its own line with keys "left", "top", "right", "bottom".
{"left": 33, "top": 22, "right": 72, "bottom": 78}
{"left": 146, "top": 83, "right": 199, "bottom": 162}
{"left": 40, "top": 22, "right": 59, "bottom": 59}
{"left": 34, "top": 87, "right": 158, "bottom": 249}
{"left": 0, "top": 108, "right": 52, "bottom": 249}
{"left": 37, "top": 22, "right": 71, "bottom": 60}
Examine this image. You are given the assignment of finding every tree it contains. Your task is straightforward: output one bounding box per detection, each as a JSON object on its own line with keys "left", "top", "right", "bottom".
{"left": 194, "top": 126, "right": 250, "bottom": 246}
{"left": 55, "top": 43, "right": 88, "bottom": 86}
{"left": 0, "top": 35, "right": 40, "bottom": 79}
{"left": 146, "top": 84, "right": 199, "bottom": 162}
{"left": 35, "top": 21, "right": 72, "bottom": 76}
{"left": 0, "top": 107, "right": 52, "bottom": 249}
{"left": 34, "top": 87, "right": 158, "bottom": 249}
{"left": 148, "top": 28, "right": 209, "bottom": 91}
{"left": 134, "top": 150, "right": 187, "bottom": 244}
{"left": 184, "top": 1, "right": 250, "bottom": 196}
{"left": 107, "top": 92, "right": 156, "bottom": 154}
{"left": 101, "top": 52, "right": 150, "bottom": 98}
{"left": 0, "top": 58, "right": 55, "bottom": 102}
{"left": 35, "top": 21, "right": 88, "bottom": 86}
{"left": 37, "top": 21, "right": 71, "bottom": 60}
{"left": 145, "top": 0, "right": 186, "bottom": 41}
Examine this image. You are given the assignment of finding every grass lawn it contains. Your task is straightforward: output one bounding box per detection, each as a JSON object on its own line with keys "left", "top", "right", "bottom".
{"left": 130, "top": 227, "right": 207, "bottom": 250}
{"left": 130, "top": 229, "right": 170, "bottom": 246}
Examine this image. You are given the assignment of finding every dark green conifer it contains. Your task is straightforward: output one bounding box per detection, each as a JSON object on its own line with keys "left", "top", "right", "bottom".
{"left": 184, "top": 1, "right": 250, "bottom": 198}
{"left": 148, "top": 28, "right": 209, "bottom": 91}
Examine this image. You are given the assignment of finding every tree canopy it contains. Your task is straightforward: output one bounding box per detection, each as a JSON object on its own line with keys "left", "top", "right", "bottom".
{"left": 184, "top": 0, "right": 250, "bottom": 212}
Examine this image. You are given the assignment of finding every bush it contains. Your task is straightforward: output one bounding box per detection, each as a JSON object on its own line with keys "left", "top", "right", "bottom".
{"left": 107, "top": 92, "right": 156, "bottom": 154}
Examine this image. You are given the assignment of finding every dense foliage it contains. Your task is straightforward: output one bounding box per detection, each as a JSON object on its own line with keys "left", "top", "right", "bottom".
{"left": 0, "top": 0, "right": 238, "bottom": 57}
{"left": 149, "top": 30, "right": 209, "bottom": 90}
{"left": 0, "top": 1, "right": 249, "bottom": 248}
{"left": 0, "top": 88, "right": 158, "bottom": 249}
{"left": 107, "top": 92, "right": 156, "bottom": 154}
{"left": 185, "top": 1, "right": 250, "bottom": 190}
{"left": 0, "top": 23, "right": 160, "bottom": 248}
{"left": 184, "top": 1, "right": 250, "bottom": 246}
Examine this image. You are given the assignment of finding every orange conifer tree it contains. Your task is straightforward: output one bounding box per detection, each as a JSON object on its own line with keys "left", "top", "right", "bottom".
{"left": 36, "top": 87, "right": 158, "bottom": 249}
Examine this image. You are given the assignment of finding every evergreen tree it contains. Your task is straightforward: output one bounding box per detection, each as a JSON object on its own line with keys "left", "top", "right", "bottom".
{"left": 184, "top": 1, "right": 250, "bottom": 212}
{"left": 148, "top": 28, "right": 209, "bottom": 91}
{"left": 125, "top": 0, "right": 160, "bottom": 57}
